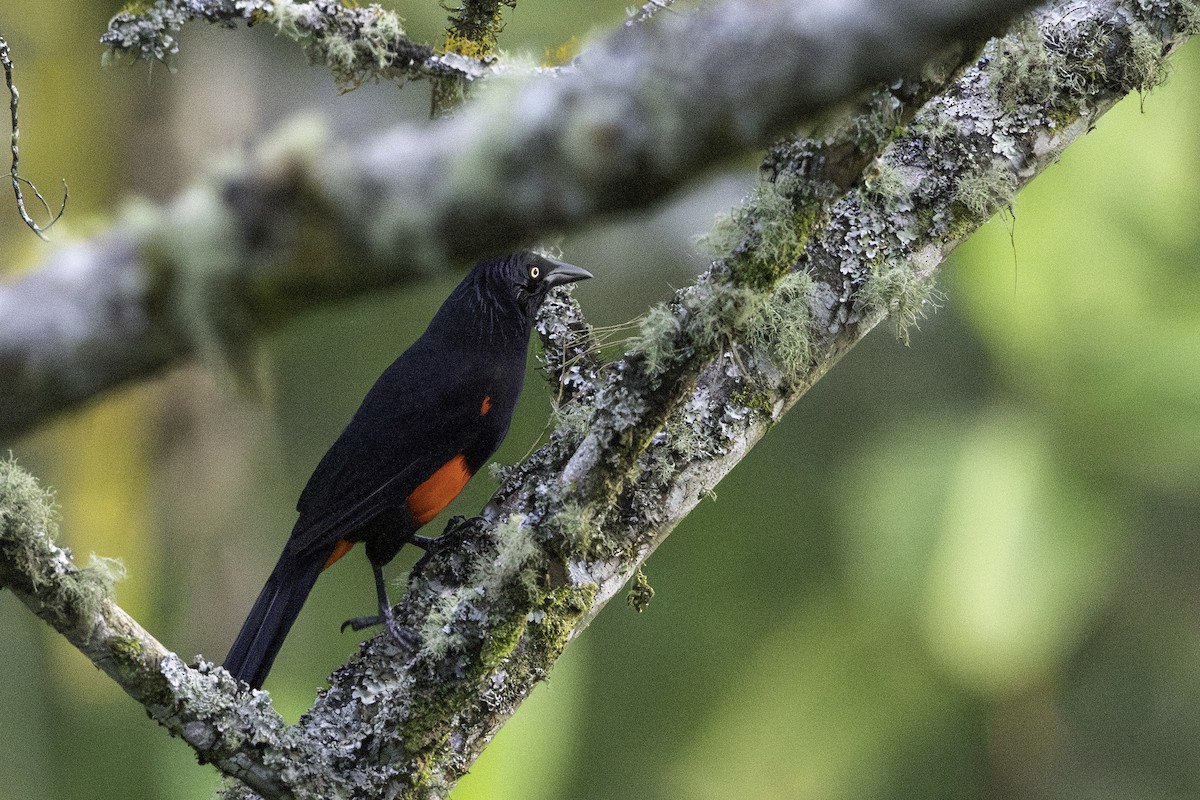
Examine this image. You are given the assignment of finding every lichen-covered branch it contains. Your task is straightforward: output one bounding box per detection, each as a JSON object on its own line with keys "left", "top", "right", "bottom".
{"left": 2, "top": 0, "right": 1044, "bottom": 441}
{"left": 102, "top": 0, "right": 675, "bottom": 98}
{"left": 0, "top": 458, "right": 296, "bottom": 798}
{"left": 5, "top": 1, "right": 1194, "bottom": 799}
{"left": 606, "top": 0, "right": 1200, "bottom": 620}
{"left": 101, "top": 0, "right": 493, "bottom": 89}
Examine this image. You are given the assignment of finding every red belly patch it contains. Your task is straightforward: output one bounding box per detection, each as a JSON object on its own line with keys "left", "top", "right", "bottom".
{"left": 407, "top": 454, "right": 472, "bottom": 526}
{"left": 322, "top": 538, "right": 355, "bottom": 571}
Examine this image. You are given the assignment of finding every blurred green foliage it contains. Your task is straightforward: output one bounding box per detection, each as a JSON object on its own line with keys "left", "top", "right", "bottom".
{"left": 1, "top": 2, "right": 1199, "bottom": 799}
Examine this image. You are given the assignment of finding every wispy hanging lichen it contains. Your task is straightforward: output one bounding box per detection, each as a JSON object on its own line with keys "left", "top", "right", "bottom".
{"left": 857, "top": 262, "right": 942, "bottom": 343}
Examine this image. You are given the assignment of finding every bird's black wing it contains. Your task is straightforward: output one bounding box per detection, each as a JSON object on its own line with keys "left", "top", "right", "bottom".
{"left": 285, "top": 339, "right": 497, "bottom": 559}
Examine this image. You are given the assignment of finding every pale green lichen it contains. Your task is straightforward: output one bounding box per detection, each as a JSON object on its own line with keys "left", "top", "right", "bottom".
{"left": 986, "top": 18, "right": 1060, "bottom": 113}
{"left": 954, "top": 165, "right": 1018, "bottom": 220}
{"left": 271, "top": 1, "right": 417, "bottom": 89}
{"left": 77, "top": 555, "right": 128, "bottom": 619}
{"left": 861, "top": 161, "right": 908, "bottom": 207}
{"left": 418, "top": 586, "right": 475, "bottom": 660}
{"left": 684, "top": 282, "right": 766, "bottom": 354}
{"left": 547, "top": 502, "right": 601, "bottom": 556}
{"left": 1124, "top": 25, "right": 1173, "bottom": 93}
{"left": 0, "top": 458, "right": 125, "bottom": 629}
{"left": 472, "top": 515, "right": 539, "bottom": 584}
{"left": 743, "top": 270, "right": 817, "bottom": 382}
{"left": 696, "top": 207, "right": 745, "bottom": 262}
{"left": 549, "top": 402, "right": 595, "bottom": 443}
{"left": 628, "top": 303, "right": 681, "bottom": 375}
{"left": 858, "top": 261, "right": 941, "bottom": 343}
{"left": 0, "top": 456, "right": 60, "bottom": 586}
{"left": 697, "top": 179, "right": 821, "bottom": 290}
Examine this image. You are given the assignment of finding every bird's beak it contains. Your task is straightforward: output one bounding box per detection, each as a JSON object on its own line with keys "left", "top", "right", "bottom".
{"left": 538, "top": 256, "right": 593, "bottom": 288}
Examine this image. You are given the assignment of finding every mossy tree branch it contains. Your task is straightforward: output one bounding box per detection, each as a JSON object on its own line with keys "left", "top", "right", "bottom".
{"left": 2, "top": 0, "right": 1195, "bottom": 798}
{"left": 0, "top": 458, "right": 293, "bottom": 798}
{"left": 101, "top": 0, "right": 486, "bottom": 89}
{"left": 101, "top": 0, "right": 664, "bottom": 107}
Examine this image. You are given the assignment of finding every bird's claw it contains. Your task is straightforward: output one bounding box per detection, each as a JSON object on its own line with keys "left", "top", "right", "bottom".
{"left": 409, "top": 534, "right": 445, "bottom": 552}
{"left": 385, "top": 618, "right": 421, "bottom": 653}
{"left": 340, "top": 611, "right": 421, "bottom": 653}
{"left": 340, "top": 614, "right": 383, "bottom": 634}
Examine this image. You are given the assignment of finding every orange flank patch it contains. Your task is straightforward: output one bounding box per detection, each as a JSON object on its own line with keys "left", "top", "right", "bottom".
{"left": 480, "top": 395, "right": 493, "bottom": 416}
{"left": 323, "top": 538, "right": 355, "bottom": 571}
{"left": 408, "top": 454, "right": 472, "bottom": 526}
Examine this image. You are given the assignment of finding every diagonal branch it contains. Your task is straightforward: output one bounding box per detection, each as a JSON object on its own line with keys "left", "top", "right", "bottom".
{"left": 0, "top": 458, "right": 293, "bottom": 798}
{"left": 238, "top": 1, "right": 1200, "bottom": 795}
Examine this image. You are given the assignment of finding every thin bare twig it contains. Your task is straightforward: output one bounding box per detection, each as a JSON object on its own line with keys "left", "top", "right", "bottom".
{"left": 0, "top": 35, "right": 66, "bottom": 241}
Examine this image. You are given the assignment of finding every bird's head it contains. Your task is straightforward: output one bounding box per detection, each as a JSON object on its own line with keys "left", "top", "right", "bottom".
{"left": 440, "top": 252, "right": 592, "bottom": 341}
{"left": 480, "top": 251, "right": 593, "bottom": 319}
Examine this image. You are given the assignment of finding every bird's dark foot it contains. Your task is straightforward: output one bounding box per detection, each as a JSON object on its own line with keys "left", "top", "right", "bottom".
{"left": 383, "top": 616, "right": 421, "bottom": 652}
{"left": 346, "top": 562, "right": 422, "bottom": 654}
{"left": 340, "top": 614, "right": 383, "bottom": 634}
{"left": 409, "top": 533, "right": 452, "bottom": 578}
{"left": 340, "top": 611, "right": 421, "bottom": 652}
{"left": 409, "top": 534, "right": 445, "bottom": 552}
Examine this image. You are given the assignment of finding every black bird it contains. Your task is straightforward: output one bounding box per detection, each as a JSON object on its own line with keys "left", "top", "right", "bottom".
{"left": 224, "top": 252, "right": 592, "bottom": 689}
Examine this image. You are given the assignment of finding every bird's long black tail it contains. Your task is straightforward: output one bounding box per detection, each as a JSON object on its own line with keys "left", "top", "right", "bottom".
{"left": 224, "top": 548, "right": 326, "bottom": 690}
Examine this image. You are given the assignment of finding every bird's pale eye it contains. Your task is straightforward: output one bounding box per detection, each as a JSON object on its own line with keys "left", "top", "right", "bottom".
{"left": 528, "top": 265, "right": 541, "bottom": 280}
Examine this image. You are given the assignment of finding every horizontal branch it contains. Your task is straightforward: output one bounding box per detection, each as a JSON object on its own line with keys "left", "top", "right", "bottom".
{"left": 101, "top": 0, "right": 494, "bottom": 87}
{"left": 2, "top": 0, "right": 1042, "bottom": 440}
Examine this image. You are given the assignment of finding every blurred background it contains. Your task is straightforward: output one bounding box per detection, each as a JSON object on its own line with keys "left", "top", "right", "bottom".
{"left": 2, "top": 2, "right": 1199, "bottom": 798}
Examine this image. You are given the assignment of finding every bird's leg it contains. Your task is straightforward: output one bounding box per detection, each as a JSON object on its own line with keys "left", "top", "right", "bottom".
{"left": 344, "top": 536, "right": 446, "bottom": 632}
{"left": 339, "top": 563, "right": 420, "bottom": 653}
